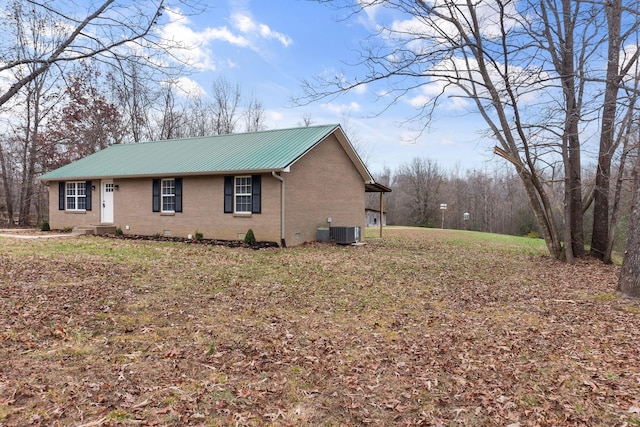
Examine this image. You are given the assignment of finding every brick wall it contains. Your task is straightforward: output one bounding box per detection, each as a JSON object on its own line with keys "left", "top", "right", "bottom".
{"left": 283, "top": 133, "right": 365, "bottom": 245}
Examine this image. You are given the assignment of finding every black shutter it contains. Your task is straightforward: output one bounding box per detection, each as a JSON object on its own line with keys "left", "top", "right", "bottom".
{"left": 58, "top": 182, "right": 65, "bottom": 210}
{"left": 85, "top": 181, "right": 92, "bottom": 211}
{"left": 152, "top": 179, "right": 160, "bottom": 212}
{"left": 224, "top": 176, "right": 233, "bottom": 213}
{"left": 251, "top": 175, "right": 261, "bottom": 214}
{"left": 175, "top": 178, "right": 182, "bottom": 213}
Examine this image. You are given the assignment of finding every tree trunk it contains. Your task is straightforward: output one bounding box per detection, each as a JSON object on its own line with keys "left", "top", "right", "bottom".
{"left": 604, "top": 95, "right": 637, "bottom": 263}
{"left": 559, "top": 0, "right": 583, "bottom": 261}
{"left": 494, "top": 146, "right": 563, "bottom": 259}
{"left": 0, "top": 144, "right": 15, "bottom": 226}
{"left": 567, "top": 131, "right": 584, "bottom": 259}
{"left": 617, "top": 154, "right": 640, "bottom": 298}
{"left": 591, "top": 0, "right": 622, "bottom": 261}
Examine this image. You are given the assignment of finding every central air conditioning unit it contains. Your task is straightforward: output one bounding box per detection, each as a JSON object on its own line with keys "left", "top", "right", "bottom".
{"left": 330, "top": 226, "right": 361, "bottom": 245}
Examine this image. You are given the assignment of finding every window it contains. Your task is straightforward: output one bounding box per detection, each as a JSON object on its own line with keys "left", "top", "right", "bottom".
{"left": 152, "top": 178, "right": 182, "bottom": 213}
{"left": 235, "top": 176, "right": 252, "bottom": 213}
{"left": 224, "top": 175, "right": 261, "bottom": 214}
{"left": 66, "top": 182, "right": 86, "bottom": 211}
{"left": 162, "top": 179, "right": 176, "bottom": 212}
{"left": 59, "top": 181, "right": 91, "bottom": 211}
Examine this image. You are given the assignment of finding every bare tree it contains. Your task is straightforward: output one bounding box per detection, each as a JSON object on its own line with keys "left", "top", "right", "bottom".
{"left": 376, "top": 161, "right": 538, "bottom": 235}
{"left": 394, "top": 157, "right": 443, "bottom": 227}
{"left": 0, "top": 2, "right": 66, "bottom": 225}
{"left": 299, "top": 114, "right": 315, "bottom": 127}
{"left": 591, "top": 0, "right": 640, "bottom": 260}
{"left": 212, "top": 77, "right": 241, "bottom": 135}
{"left": 618, "top": 143, "right": 640, "bottom": 297}
{"left": 244, "top": 96, "right": 266, "bottom": 133}
{"left": 108, "top": 60, "right": 157, "bottom": 143}
{"left": 0, "top": 0, "right": 188, "bottom": 109}
{"left": 184, "top": 95, "right": 216, "bottom": 137}
{"left": 603, "top": 76, "right": 640, "bottom": 263}
{"left": 156, "top": 83, "right": 186, "bottom": 140}
{"left": 304, "top": 0, "right": 640, "bottom": 262}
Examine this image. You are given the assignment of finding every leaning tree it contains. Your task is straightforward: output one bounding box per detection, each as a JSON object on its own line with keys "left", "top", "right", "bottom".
{"left": 303, "top": 0, "right": 640, "bottom": 263}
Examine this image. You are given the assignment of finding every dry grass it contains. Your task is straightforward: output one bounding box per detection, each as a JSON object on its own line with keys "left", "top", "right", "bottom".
{"left": 0, "top": 228, "right": 639, "bottom": 426}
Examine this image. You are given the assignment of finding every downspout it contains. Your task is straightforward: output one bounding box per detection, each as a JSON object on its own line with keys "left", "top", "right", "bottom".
{"left": 379, "top": 190, "right": 384, "bottom": 239}
{"left": 272, "top": 171, "right": 286, "bottom": 247}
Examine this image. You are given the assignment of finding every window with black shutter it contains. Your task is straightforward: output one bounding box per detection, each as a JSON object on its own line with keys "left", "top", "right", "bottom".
{"left": 224, "top": 175, "right": 262, "bottom": 214}
{"left": 152, "top": 179, "right": 160, "bottom": 212}
{"left": 153, "top": 178, "right": 182, "bottom": 213}
{"left": 85, "top": 181, "right": 92, "bottom": 211}
{"left": 58, "top": 182, "right": 65, "bottom": 210}
{"left": 251, "top": 175, "right": 261, "bottom": 214}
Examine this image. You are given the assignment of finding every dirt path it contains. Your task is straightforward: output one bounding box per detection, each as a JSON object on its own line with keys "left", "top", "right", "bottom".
{"left": 0, "top": 229, "right": 80, "bottom": 239}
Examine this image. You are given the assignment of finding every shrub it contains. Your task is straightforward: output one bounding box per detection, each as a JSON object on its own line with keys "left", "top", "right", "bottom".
{"left": 195, "top": 231, "right": 203, "bottom": 241}
{"left": 115, "top": 227, "right": 123, "bottom": 236}
{"left": 526, "top": 231, "right": 541, "bottom": 239}
{"left": 40, "top": 222, "right": 50, "bottom": 232}
{"left": 244, "top": 229, "right": 256, "bottom": 246}
{"left": 62, "top": 226, "right": 73, "bottom": 233}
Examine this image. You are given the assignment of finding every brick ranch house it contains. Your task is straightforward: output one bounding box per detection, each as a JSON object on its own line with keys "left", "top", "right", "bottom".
{"left": 38, "top": 124, "right": 390, "bottom": 247}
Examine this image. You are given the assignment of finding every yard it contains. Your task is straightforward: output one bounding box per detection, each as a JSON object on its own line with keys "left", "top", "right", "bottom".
{"left": 0, "top": 227, "right": 639, "bottom": 426}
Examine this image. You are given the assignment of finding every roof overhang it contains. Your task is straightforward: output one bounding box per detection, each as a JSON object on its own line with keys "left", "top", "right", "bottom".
{"left": 365, "top": 182, "right": 392, "bottom": 193}
{"left": 37, "top": 167, "right": 292, "bottom": 184}
{"left": 331, "top": 126, "right": 375, "bottom": 184}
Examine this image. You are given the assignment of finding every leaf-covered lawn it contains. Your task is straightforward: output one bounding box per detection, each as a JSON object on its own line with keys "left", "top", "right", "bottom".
{"left": 1, "top": 228, "right": 638, "bottom": 426}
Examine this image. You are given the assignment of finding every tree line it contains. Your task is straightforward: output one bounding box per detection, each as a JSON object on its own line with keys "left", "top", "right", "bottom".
{"left": 0, "top": 59, "right": 264, "bottom": 226}
{"left": 370, "top": 157, "right": 634, "bottom": 256}
{"left": 0, "top": 0, "right": 269, "bottom": 227}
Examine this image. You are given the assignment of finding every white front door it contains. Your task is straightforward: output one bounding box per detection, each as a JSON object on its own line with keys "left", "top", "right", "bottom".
{"left": 101, "top": 180, "right": 114, "bottom": 223}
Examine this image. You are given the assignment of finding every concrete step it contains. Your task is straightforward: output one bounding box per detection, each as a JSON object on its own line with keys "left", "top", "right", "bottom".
{"left": 72, "top": 225, "right": 117, "bottom": 235}
{"left": 72, "top": 226, "right": 95, "bottom": 235}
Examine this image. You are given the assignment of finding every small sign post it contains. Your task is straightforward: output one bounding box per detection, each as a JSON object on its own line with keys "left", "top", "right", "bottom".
{"left": 440, "top": 203, "right": 447, "bottom": 229}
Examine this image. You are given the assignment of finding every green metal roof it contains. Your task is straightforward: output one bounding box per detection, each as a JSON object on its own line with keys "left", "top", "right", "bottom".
{"left": 38, "top": 124, "right": 371, "bottom": 181}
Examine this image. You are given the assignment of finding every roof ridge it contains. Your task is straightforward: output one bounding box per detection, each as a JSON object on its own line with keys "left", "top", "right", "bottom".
{"left": 123, "top": 123, "right": 341, "bottom": 146}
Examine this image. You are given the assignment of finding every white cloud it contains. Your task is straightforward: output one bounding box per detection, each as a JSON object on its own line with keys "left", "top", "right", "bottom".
{"left": 158, "top": 7, "right": 292, "bottom": 72}
{"left": 159, "top": 8, "right": 248, "bottom": 71}
{"left": 446, "top": 96, "right": 471, "bottom": 111}
{"left": 407, "top": 94, "right": 431, "bottom": 108}
{"left": 353, "top": 83, "right": 368, "bottom": 95}
{"left": 402, "top": 54, "right": 547, "bottom": 112}
{"left": 231, "top": 12, "right": 292, "bottom": 47}
{"left": 259, "top": 24, "right": 293, "bottom": 47}
{"left": 388, "top": 1, "right": 522, "bottom": 43}
{"left": 399, "top": 130, "right": 421, "bottom": 146}
{"left": 232, "top": 13, "right": 256, "bottom": 32}
{"left": 321, "top": 102, "right": 362, "bottom": 115}
{"left": 268, "top": 111, "right": 284, "bottom": 122}
{"left": 164, "top": 77, "right": 206, "bottom": 98}
{"left": 356, "top": 0, "right": 384, "bottom": 27}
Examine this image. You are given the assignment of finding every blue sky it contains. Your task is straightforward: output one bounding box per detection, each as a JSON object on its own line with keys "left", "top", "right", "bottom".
{"left": 159, "top": 0, "right": 498, "bottom": 175}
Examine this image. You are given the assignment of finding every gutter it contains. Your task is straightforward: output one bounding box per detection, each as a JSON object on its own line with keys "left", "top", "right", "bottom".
{"left": 271, "top": 171, "right": 286, "bottom": 248}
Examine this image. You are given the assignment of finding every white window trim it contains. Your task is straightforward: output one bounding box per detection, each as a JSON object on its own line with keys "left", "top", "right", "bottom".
{"left": 161, "top": 178, "right": 176, "bottom": 213}
{"left": 66, "top": 181, "right": 86, "bottom": 211}
{"left": 234, "top": 176, "right": 252, "bottom": 214}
